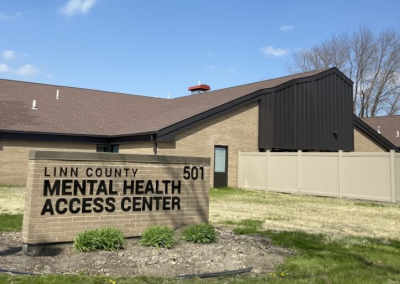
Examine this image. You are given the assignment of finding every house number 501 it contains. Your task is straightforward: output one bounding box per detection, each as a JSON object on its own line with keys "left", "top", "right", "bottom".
{"left": 183, "top": 166, "right": 204, "bottom": 180}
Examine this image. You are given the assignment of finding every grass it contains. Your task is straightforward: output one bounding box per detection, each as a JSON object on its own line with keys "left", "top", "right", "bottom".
{"left": 219, "top": 218, "right": 400, "bottom": 284}
{"left": 1, "top": 187, "right": 400, "bottom": 283}
{"left": 0, "top": 186, "right": 25, "bottom": 214}
{"left": 0, "top": 213, "right": 23, "bottom": 232}
{"left": 210, "top": 187, "right": 400, "bottom": 240}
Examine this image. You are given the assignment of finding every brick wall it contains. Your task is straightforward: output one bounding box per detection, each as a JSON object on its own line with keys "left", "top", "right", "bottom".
{"left": 0, "top": 141, "right": 96, "bottom": 186}
{"left": 158, "top": 102, "right": 258, "bottom": 187}
{"left": 22, "top": 151, "right": 210, "bottom": 245}
{"left": 120, "top": 102, "right": 258, "bottom": 188}
{"left": 354, "top": 127, "right": 386, "bottom": 152}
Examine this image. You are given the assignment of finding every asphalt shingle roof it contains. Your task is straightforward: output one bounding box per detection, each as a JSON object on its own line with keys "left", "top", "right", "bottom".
{"left": 0, "top": 69, "right": 324, "bottom": 136}
{"left": 362, "top": 116, "right": 400, "bottom": 147}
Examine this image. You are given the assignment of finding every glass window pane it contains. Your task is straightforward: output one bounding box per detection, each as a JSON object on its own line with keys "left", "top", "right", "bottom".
{"left": 214, "top": 148, "right": 226, "bottom": 173}
{"left": 111, "top": 145, "right": 119, "bottom": 153}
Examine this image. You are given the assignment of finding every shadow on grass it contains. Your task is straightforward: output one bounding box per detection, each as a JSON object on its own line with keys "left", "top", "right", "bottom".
{"left": 222, "top": 218, "right": 400, "bottom": 284}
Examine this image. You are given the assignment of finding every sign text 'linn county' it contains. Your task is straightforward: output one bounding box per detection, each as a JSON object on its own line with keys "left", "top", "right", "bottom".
{"left": 40, "top": 166, "right": 204, "bottom": 216}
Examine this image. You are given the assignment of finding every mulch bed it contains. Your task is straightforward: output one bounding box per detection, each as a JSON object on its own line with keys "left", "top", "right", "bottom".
{"left": 0, "top": 227, "right": 293, "bottom": 277}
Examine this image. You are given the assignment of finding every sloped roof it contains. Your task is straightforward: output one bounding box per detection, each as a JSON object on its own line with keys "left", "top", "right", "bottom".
{"left": 362, "top": 115, "right": 400, "bottom": 147}
{"left": 0, "top": 69, "right": 324, "bottom": 137}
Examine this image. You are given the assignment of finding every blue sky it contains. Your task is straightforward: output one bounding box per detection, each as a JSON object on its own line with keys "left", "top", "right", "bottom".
{"left": 0, "top": 0, "right": 399, "bottom": 98}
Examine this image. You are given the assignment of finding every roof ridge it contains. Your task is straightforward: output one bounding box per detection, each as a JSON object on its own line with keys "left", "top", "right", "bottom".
{"left": 172, "top": 68, "right": 327, "bottom": 99}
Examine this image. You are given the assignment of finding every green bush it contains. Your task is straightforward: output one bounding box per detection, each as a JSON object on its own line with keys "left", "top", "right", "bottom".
{"left": 139, "top": 225, "right": 175, "bottom": 248}
{"left": 182, "top": 223, "right": 217, "bottom": 244}
{"left": 73, "top": 228, "right": 125, "bottom": 252}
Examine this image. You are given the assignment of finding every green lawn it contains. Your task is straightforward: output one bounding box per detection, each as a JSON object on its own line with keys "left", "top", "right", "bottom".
{"left": 0, "top": 213, "right": 23, "bottom": 232}
{"left": 1, "top": 187, "right": 400, "bottom": 283}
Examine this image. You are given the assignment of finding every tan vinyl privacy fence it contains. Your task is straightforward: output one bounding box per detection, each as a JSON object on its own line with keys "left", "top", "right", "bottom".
{"left": 238, "top": 151, "right": 400, "bottom": 203}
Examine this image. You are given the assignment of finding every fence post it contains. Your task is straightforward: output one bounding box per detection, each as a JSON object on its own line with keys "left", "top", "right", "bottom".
{"left": 298, "top": 150, "right": 302, "bottom": 193}
{"left": 237, "top": 151, "right": 241, "bottom": 188}
{"left": 390, "top": 150, "right": 396, "bottom": 203}
{"left": 266, "top": 150, "right": 270, "bottom": 191}
{"left": 339, "top": 150, "right": 343, "bottom": 198}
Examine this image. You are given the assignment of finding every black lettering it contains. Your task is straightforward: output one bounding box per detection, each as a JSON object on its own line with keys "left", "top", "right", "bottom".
{"left": 71, "top": 167, "right": 78, "bottom": 177}
{"left": 82, "top": 198, "right": 92, "bottom": 213}
{"left": 136, "top": 180, "right": 144, "bottom": 194}
{"left": 87, "top": 180, "right": 97, "bottom": 195}
{"left": 124, "top": 168, "right": 129, "bottom": 177}
{"left": 123, "top": 180, "right": 134, "bottom": 195}
{"left": 115, "top": 168, "right": 121, "bottom": 178}
{"left": 153, "top": 196, "right": 162, "bottom": 210}
{"left": 159, "top": 180, "right": 168, "bottom": 194}
{"left": 55, "top": 198, "right": 68, "bottom": 214}
{"left": 44, "top": 180, "right": 60, "bottom": 196}
{"left": 74, "top": 180, "right": 86, "bottom": 195}
{"left": 40, "top": 199, "right": 54, "bottom": 215}
{"left": 105, "top": 168, "right": 112, "bottom": 178}
{"left": 86, "top": 167, "right": 93, "bottom": 177}
{"left": 172, "top": 197, "right": 181, "bottom": 210}
{"left": 132, "top": 197, "right": 141, "bottom": 211}
{"left": 60, "top": 167, "right": 68, "bottom": 177}
{"left": 200, "top": 166, "right": 204, "bottom": 180}
{"left": 61, "top": 180, "right": 73, "bottom": 195}
{"left": 145, "top": 180, "right": 154, "bottom": 194}
{"left": 95, "top": 168, "right": 103, "bottom": 177}
{"left": 142, "top": 197, "right": 153, "bottom": 211}
{"left": 96, "top": 180, "right": 108, "bottom": 195}
{"left": 44, "top": 167, "right": 50, "bottom": 177}
{"left": 69, "top": 198, "right": 81, "bottom": 214}
{"left": 183, "top": 166, "right": 190, "bottom": 179}
{"left": 132, "top": 168, "right": 138, "bottom": 177}
{"left": 191, "top": 167, "right": 198, "bottom": 180}
{"left": 109, "top": 180, "right": 118, "bottom": 195}
{"left": 172, "top": 180, "right": 181, "bottom": 194}
{"left": 163, "top": 197, "right": 171, "bottom": 210}
{"left": 93, "top": 197, "right": 104, "bottom": 213}
{"left": 121, "top": 197, "right": 131, "bottom": 212}
{"left": 105, "top": 197, "right": 116, "bottom": 213}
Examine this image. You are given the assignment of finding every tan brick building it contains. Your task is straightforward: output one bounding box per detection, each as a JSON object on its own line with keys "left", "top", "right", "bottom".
{"left": 0, "top": 68, "right": 397, "bottom": 187}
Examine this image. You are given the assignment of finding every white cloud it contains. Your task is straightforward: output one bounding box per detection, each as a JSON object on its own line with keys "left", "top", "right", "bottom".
{"left": 59, "top": 0, "right": 97, "bottom": 16}
{"left": 205, "top": 65, "right": 215, "bottom": 71}
{"left": 260, "top": 46, "right": 290, "bottom": 57}
{"left": 16, "top": 64, "right": 39, "bottom": 76}
{"left": 0, "top": 64, "right": 12, "bottom": 73}
{"left": 280, "top": 25, "right": 294, "bottom": 32}
{"left": 2, "top": 50, "right": 15, "bottom": 60}
{"left": 46, "top": 73, "right": 54, "bottom": 78}
{"left": 0, "top": 13, "right": 16, "bottom": 21}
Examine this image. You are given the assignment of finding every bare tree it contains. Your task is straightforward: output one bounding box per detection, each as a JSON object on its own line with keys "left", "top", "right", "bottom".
{"left": 289, "top": 26, "right": 400, "bottom": 117}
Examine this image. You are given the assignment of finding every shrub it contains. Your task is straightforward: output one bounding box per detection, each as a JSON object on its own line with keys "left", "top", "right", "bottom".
{"left": 182, "top": 223, "right": 217, "bottom": 244}
{"left": 139, "top": 225, "right": 175, "bottom": 248}
{"left": 73, "top": 228, "right": 125, "bottom": 252}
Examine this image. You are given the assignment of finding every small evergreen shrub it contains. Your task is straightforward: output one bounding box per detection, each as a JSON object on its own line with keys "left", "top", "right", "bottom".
{"left": 182, "top": 223, "right": 217, "bottom": 244}
{"left": 139, "top": 225, "right": 175, "bottom": 248}
{"left": 73, "top": 228, "right": 125, "bottom": 252}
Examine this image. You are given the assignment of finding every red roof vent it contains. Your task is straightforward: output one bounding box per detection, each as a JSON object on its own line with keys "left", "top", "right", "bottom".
{"left": 188, "top": 81, "right": 211, "bottom": 94}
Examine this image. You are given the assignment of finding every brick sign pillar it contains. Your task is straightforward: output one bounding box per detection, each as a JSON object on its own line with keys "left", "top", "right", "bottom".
{"left": 22, "top": 151, "right": 210, "bottom": 252}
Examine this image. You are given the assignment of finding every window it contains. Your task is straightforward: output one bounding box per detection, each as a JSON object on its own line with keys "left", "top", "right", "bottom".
{"left": 96, "top": 144, "right": 119, "bottom": 153}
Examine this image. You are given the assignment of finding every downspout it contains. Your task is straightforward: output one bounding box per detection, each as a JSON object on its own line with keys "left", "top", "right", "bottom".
{"left": 151, "top": 134, "right": 158, "bottom": 155}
